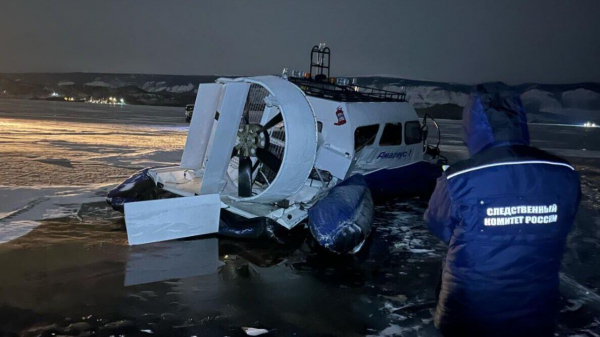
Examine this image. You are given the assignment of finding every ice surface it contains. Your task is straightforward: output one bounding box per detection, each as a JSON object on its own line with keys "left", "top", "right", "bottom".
{"left": 0, "top": 186, "right": 108, "bottom": 243}
{"left": 0, "top": 220, "right": 39, "bottom": 244}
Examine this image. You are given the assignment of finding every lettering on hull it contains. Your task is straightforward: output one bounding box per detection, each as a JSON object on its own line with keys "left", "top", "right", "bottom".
{"left": 376, "top": 150, "right": 413, "bottom": 160}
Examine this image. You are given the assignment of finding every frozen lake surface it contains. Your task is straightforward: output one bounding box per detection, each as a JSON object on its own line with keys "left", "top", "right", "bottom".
{"left": 0, "top": 99, "right": 599, "bottom": 336}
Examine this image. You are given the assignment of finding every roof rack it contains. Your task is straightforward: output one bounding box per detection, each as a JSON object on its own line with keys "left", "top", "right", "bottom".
{"left": 289, "top": 77, "right": 406, "bottom": 102}
{"left": 287, "top": 44, "right": 407, "bottom": 103}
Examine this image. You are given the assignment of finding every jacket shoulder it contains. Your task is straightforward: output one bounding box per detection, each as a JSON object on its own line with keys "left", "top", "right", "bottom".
{"left": 446, "top": 145, "right": 573, "bottom": 178}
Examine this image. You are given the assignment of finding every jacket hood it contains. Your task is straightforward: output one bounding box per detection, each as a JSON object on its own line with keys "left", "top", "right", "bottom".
{"left": 462, "top": 83, "right": 530, "bottom": 155}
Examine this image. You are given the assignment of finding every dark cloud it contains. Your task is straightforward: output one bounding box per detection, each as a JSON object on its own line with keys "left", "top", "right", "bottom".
{"left": 1, "top": 0, "right": 599, "bottom": 84}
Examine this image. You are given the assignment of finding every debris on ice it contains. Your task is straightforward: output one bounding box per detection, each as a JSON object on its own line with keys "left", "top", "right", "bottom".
{"left": 242, "top": 327, "right": 269, "bottom": 336}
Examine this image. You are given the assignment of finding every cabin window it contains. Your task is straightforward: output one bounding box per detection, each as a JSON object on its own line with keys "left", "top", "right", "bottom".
{"left": 379, "top": 123, "right": 403, "bottom": 146}
{"left": 354, "top": 124, "right": 380, "bottom": 151}
{"left": 317, "top": 121, "right": 323, "bottom": 133}
{"left": 405, "top": 121, "right": 422, "bottom": 145}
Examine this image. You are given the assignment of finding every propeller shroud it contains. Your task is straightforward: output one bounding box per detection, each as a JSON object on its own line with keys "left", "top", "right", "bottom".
{"left": 224, "top": 77, "right": 317, "bottom": 203}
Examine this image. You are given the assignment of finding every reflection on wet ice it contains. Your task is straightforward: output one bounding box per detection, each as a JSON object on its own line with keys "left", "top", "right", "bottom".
{"left": 125, "top": 238, "right": 222, "bottom": 286}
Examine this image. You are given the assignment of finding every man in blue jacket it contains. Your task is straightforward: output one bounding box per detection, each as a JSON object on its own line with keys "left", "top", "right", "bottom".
{"left": 425, "top": 84, "right": 581, "bottom": 337}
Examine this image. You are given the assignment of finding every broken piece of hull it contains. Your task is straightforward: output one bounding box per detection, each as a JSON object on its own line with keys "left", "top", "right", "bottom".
{"left": 307, "top": 174, "right": 374, "bottom": 254}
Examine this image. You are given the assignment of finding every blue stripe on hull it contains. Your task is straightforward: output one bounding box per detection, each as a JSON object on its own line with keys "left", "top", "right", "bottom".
{"left": 363, "top": 161, "right": 443, "bottom": 198}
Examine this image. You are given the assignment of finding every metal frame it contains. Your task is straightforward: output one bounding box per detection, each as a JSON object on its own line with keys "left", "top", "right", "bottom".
{"left": 289, "top": 77, "right": 407, "bottom": 103}
{"left": 310, "top": 45, "right": 331, "bottom": 79}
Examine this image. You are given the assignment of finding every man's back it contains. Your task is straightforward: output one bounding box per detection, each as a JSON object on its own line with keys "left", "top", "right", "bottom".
{"left": 425, "top": 84, "right": 581, "bottom": 336}
{"left": 433, "top": 144, "right": 580, "bottom": 336}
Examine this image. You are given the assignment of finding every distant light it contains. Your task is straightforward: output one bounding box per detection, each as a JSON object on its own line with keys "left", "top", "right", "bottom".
{"left": 120, "top": 98, "right": 124, "bottom": 103}
{"left": 583, "top": 121, "right": 597, "bottom": 128}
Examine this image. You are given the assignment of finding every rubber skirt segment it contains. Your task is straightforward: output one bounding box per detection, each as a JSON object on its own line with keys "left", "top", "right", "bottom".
{"left": 308, "top": 174, "right": 374, "bottom": 254}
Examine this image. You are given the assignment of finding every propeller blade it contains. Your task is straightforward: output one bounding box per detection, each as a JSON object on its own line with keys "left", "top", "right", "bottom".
{"left": 256, "top": 148, "right": 282, "bottom": 173}
{"left": 260, "top": 113, "right": 283, "bottom": 132}
{"left": 238, "top": 155, "right": 253, "bottom": 197}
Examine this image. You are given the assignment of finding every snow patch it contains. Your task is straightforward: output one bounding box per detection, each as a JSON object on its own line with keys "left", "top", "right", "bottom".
{"left": 242, "top": 327, "right": 269, "bottom": 336}
{"left": 168, "top": 83, "right": 195, "bottom": 93}
{"left": 142, "top": 81, "right": 195, "bottom": 93}
{"left": 84, "top": 80, "right": 112, "bottom": 88}
{"left": 58, "top": 81, "right": 75, "bottom": 86}
{"left": 142, "top": 81, "right": 168, "bottom": 92}
{"left": 367, "top": 324, "right": 402, "bottom": 337}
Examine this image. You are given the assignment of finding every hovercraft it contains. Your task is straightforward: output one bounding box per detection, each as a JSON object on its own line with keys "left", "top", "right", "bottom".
{"left": 107, "top": 45, "right": 445, "bottom": 254}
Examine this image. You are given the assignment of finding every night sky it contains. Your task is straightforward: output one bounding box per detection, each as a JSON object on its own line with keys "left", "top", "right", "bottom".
{"left": 1, "top": 0, "right": 599, "bottom": 84}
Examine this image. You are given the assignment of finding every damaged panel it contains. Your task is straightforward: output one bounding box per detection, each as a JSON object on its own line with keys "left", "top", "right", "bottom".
{"left": 181, "top": 83, "right": 223, "bottom": 170}
{"left": 124, "top": 194, "right": 221, "bottom": 245}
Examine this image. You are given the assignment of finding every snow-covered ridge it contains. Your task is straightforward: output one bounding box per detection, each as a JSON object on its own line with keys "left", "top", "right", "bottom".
{"left": 521, "top": 89, "right": 562, "bottom": 111}
{"left": 142, "top": 81, "right": 195, "bottom": 93}
{"left": 562, "top": 89, "right": 600, "bottom": 110}
{"left": 84, "top": 80, "right": 112, "bottom": 88}
{"left": 1, "top": 73, "right": 598, "bottom": 116}
{"left": 383, "top": 85, "right": 469, "bottom": 109}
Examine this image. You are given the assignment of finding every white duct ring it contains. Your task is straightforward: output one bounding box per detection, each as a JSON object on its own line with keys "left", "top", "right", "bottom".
{"left": 228, "top": 76, "right": 318, "bottom": 204}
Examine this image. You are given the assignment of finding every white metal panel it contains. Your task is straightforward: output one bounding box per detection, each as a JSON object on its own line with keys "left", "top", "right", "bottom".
{"left": 124, "top": 194, "right": 221, "bottom": 245}
{"left": 200, "top": 83, "right": 251, "bottom": 195}
{"left": 181, "top": 83, "right": 223, "bottom": 170}
{"left": 232, "top": 76, "right": 318, "bottom": 204}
